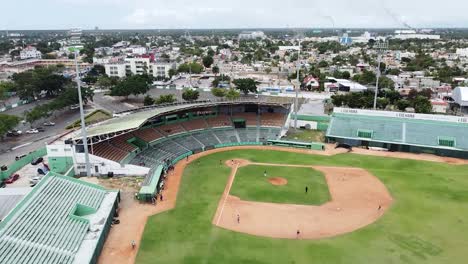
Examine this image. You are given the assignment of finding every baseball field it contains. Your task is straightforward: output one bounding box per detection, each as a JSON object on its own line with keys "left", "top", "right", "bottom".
{"left": 135, "top": 148, "right": 468, "bottom": 264}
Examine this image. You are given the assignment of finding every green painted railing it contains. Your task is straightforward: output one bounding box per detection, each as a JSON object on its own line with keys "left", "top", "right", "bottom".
{"left": 214, "top": 142, "right": 264, "bottom": 148}
{"left": 171, "top": 151, "right": 193, "bottom": 165}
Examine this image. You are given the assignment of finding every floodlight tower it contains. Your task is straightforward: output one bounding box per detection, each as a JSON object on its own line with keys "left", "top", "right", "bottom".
{"left": 73, "top": 49, "right": 91, "bottom": 176}
{"left": 373, "top": 41, "right": 388, "bottom": 110}
{"left": 294, "top": 39, "right": 301, "bottom": 131}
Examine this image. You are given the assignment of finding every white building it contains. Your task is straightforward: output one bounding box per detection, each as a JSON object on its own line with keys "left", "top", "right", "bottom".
{"left": 20, "top": 47, "right": 42, "bottom": 60}
{"left": 68, "top": 28, "right": 82, "bottom": 45}
{"left": 324, "top": 77, "right": 368, "bottom": 93}
{"left": 151, "top": 62, "right": 173, "bottom": 79}
{"left": 127, "top": 45, "right": 147, "bottom": 55}
{"left": 238, "top": 31, "right": 266, "bottom": 40}
{"left": 393, "top": 31, "right": 440, "bottom": 40}
{"left": 456, "top": 48, "right": 468, "bottom": 57}
{"left": 124, "top": 57, "right": 151, "bottom": 75}
{"left": 104, "top": 63, "right": 126, "bottom": 78}
{"left": 452, "top": 87, "right": 468, "bottom": 107}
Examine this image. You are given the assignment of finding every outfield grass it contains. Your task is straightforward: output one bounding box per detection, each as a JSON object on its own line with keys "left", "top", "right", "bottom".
{"left": 137, "top": 149, "right": 468, "bottom": 264}
{"left": 230, "top": 165, "right": 330, "bottom": 205}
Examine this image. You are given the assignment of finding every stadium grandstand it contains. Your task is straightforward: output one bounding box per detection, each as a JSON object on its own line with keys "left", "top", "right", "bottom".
{"left": 0, "top": 172, "right": 119, "bottom": 264}
{"left": 47, "top": 100, "right": 291, "bottom": 203}
{"left": 327, "top": 107, "right": 468, "bottom": 158}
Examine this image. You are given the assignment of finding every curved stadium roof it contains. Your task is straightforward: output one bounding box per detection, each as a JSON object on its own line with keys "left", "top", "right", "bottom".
{"left": 73, "top": 99, "right": 292, "bottom": 141}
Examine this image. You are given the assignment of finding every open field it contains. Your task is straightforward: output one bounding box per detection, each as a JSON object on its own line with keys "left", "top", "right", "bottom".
{"left": 135, "top": 148, "right": 468, "bottom": 264}
{"left": 230, "top": 164, "right": 330, "bottom": 205}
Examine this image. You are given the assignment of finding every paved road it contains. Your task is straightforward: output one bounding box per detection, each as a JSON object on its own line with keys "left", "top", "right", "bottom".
{"left": 0, "top": 107, "right": 90, "bottom": 167}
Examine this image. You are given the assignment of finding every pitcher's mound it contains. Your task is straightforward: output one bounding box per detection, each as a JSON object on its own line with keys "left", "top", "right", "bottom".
{"left": 268, "top": 177, "right": 288, "bottom": 186}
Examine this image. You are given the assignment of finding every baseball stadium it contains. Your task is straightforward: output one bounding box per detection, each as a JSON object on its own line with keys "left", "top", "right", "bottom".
{"left": 1, "top": 99, "right": 468, "bottom": 264}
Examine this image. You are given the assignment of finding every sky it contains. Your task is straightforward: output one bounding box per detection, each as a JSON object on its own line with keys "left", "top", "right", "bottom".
{"left": 1, "top": 0, "right": 468, "bottom": 30}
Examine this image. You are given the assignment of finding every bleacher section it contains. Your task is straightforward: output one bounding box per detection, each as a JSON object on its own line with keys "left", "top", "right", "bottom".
{"left": 206, "top": 114, "right": 231, "bottom": 128}
{"left": 261, "top": 113, "right": 286, "bottom": 127}
{"left": 327, "top": 108, "right": 468, "bottom": 158}
{"left": 132, "top": 127, "right": 163, "bottom": 143}
{"left": 157, "top": 123, "right": 186, "bottom": 136}
{"left": 213, "top": 129, "right": 239, "bottom": 143}
{"left": 181, "top": 119, "right": 208, "bottom": 131}
{"left": 172, "top": 135, "right": 204, "bottom": 151}
{"left": 111, "top": 133, "right": 137, "bottom": 152}
{"left": 192, "top": 131, "right": 220, "bottom": 146}
{"left": 91, "top": 112, "right": 286, "bottom": 164}
{"left": 237, "top": 128, "right": 257, "bottom": 142}
{"left": 232, "top": 113, "right": 258, "bottom": 126}
{"left": 259, "top": 127, "right": 281, "bottom": 142}
{"left": 92, "top": 142, "right": 129, "bottom": 162}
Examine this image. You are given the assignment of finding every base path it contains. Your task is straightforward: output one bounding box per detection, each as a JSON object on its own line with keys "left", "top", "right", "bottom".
{"left": 98, "top": 145, "right": 467, "bottom": 263}
{"left": 212, "top": 160, "right": 394, "bottom": 239}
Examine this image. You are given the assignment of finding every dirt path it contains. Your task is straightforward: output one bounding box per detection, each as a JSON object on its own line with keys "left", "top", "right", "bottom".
{"left": 213, "top": 160, "right": 393, "bottom": 239}
{"left": 98, "top": 145, "right": 466, "bottom": 263}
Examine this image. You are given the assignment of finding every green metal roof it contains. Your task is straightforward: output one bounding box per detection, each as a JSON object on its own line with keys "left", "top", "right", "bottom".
{"left": 84, "top": 103, "right": 206, "bottom": 137}
{"left": 139, "top": 165, "right": 164, "bottom": 197}
{"left": 0, "top": 172, "right": 118, "bottom": 264}
{"left": 79, "top": 100, "right": 291, "bottom": 139}
{"left": 327, "top": 111, "right": 468, "bottom": 151}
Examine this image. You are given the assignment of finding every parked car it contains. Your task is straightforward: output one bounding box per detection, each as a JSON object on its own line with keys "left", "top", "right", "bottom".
{"left": 5, "top": 174, "right": 20, "bottom": 184}
{"left": 0, "top": 181, "right": 6, "bottom": 188}
{"left": 70, "top": 104, "right": 80, "bottom": 110}
{"left": 36, "top": 127, "right": 45, "bottom": 132}
{"left": 31, "top": 157, "right": 44, "bottom": 165}
{"left": 6, "top": 130, "right": 22, "bottom": 137}
{"left": 43, "top": 121, "right": 55, "bottom": 126}
{"left": 30, "top": 175, "right": 43, "bottom": 187}
{"left": 26, "top": 128, "right": 39, "bottom": 134}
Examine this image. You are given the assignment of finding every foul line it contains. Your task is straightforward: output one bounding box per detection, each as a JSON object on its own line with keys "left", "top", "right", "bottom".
{"left": 216, "top": 163, "right": 239, "bottom": 225}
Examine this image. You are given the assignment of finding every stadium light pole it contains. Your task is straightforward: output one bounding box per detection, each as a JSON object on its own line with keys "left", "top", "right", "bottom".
{"left": 373, "top": 42, "right": 388, "bottom": 110}
{"left": 73, "top": 48, "right": 91, "bottom": 177}
{"left": 294, "top": 39, "right": 301, "bottom": 131}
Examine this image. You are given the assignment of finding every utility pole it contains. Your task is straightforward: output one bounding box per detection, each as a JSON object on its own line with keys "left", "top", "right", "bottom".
{"left": 74, "top": 49, "right": 91, "bottom": 176}
{"left": 373, "top": 42, "right": 388, "bottom": 110}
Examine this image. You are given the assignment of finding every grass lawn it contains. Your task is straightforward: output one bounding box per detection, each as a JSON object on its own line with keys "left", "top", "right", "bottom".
{"left": 66, "top": 109, "right": 111, "bottom": 129}
{"left": 282, "top": 129, "right": 325, "bottom": 142}
{"left": 136, "top": 149, "right": 468, "bottom": 264}
{"left": 230, "top": 165, "right": 330, "bottom": 205}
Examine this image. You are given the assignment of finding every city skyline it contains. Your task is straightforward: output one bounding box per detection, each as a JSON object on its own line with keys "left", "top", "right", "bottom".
{"left": 1, "top": 0, "right": 468, "bottom": 30}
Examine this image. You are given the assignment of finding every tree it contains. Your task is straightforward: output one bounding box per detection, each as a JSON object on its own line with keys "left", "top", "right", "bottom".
{"left": 177, "top": 62, "right": 204, "bottom": 74}
{"left": 265, "top": 67, "right": 272, "bottom": 74}
{"left": 396, "top": 99, "right": 411, "bottom": 111}
{"left": 0, "top": 81, "right": 15, "bottom": 105}
{"left": 225, "top": 89, "right": 240, "bottom": 100}
{"left": 155, "top": 94, "right": 176, "bottom": 104}
{"left": 212, "top": 65, "right": 220, "bottom": 76}
{"left": 202, "top": 56, "right": 214, "bottom": 68}
{"left": 143, "top": 95, "right": 155, "bottom": 106}
{"left": 212, "top": 74, "right": 231, "bottom": 88}
{"left": 168, "top": 68, "right": 177, "bottom": 79}
{"left": 232, "top": 78, "right": 258, "bottom": 95}
{"left": 96, "top": 76, "right": 115, "bottom": 89}
{"left": 318, "top": 60, "right": 329, "bottom": 68}
{"left": 211, "top": 88, "right": 226, "bottom": 97}
{"left": 0, "top": 114, "right": 20, "bottom": 139}
{"left": 182, "top": 89, "right": 200, "bottom": 101}
{"left": 110, "top": 75, "right": 150, "bottom": 99}
{"left": 378, "top": 76, "right": 395, "bottom": 89}
{"left": 11, "top": 67, "right": 69, "bottom": 100}
{"left": 413, "top": 95, "right": 432, "bottom": 113}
